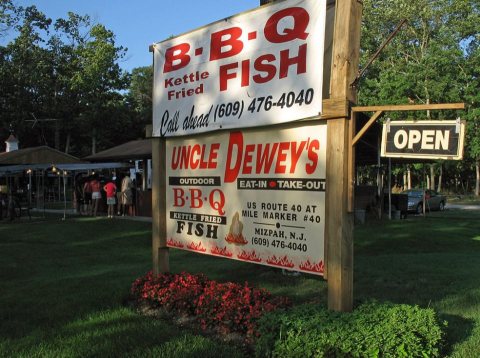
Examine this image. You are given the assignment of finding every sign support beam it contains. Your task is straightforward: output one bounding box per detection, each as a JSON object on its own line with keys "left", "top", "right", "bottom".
{"left": 351, "top": 103, "right": 465, "bottom": 147}
{"left": 152, "top": 136, "right": 169, "bottom": 274}
{"left": 352, "top": 103, "right": 465, "bottom": 113}
{"left": 151, "top": 45, "right": 169, "bottom": 275}
{"left": 326, "top": 0, "right": 362, "bottom": 312}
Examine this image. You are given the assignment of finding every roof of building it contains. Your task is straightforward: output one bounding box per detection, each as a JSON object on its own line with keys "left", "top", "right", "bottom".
{"left": 0, "top": 146, "right": 84, "bottom": 165}
{"left": 83, "top": 139, "right": 152, "bottom": 162}
{"left": 5, "top": 134, "right": 18, "bottom": 143}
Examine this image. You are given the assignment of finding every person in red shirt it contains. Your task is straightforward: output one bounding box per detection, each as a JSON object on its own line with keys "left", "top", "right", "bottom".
{"left": 103, "top": 179, "right": 117, "bottom": 218}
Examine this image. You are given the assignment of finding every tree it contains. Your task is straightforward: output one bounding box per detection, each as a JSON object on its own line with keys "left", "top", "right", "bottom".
{"left": 462, "top": 23, "right": 480, "bottom": 196}
{"left": 360, "top": 0, "right": 476, "bottom": 109}
{"left": 46, "top": 12, "right": 93, "bottom": 152}
{"left": 359, "top": 0, "right": 480, "bottom": 194}
{"left": 0, "top": 0, "right": 17, "bottom": 39}
{"left": 126, "top": 66, "right": 153, "bottom": 124}
{"left": 69, "top": 23, "right": 129, "bottom": 154}
{"left": 0, "top": 5, "right": 52, "bottom": 147}
{"left": 0, "top": 7, "right": 132, "bottom": 156}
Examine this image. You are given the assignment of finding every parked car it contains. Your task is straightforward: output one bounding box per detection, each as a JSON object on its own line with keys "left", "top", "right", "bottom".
{"left": 402, "top": 189, "right": 447, "bottom": 214}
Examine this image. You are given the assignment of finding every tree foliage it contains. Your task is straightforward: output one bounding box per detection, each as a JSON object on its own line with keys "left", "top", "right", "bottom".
{"left": 0, "top": 1, "right": 479, "bottom": 193}
{"left": 0, "top": 4, "right": 134, "bottom": 156}
{"left": 126, "top": 66, "right": 153, "bottom": 124}
{"left": 359, "top": 0, "right": 480, "bottom": 194}
{"left": 0, "top": 0, "right": 17, "bottom": 38}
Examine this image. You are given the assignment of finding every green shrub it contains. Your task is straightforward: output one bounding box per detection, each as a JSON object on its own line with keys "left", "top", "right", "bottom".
{"left": 255, "top": 301, "right": 446, "bottom": 357}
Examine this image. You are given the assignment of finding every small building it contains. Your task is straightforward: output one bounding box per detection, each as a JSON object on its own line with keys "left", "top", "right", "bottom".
{"left": 5, "top": 133, "right": 19, "bottom": 152}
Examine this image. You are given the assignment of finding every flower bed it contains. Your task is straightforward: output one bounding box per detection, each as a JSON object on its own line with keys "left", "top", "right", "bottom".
{"left": 131, "top": 271, "right": 291, "bottom": 341}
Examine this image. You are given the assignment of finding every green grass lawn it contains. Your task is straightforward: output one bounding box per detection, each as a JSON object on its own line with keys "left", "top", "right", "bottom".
{"left": 0, "top": 210, "right": 479, "bottom": 357}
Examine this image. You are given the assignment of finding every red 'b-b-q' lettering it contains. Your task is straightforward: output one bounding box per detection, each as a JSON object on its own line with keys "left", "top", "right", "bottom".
{"left": 163, "top": 43, "right": 191, "bottom": 73}
{"left": 209, "top": 27, "right": 244, "bottom": 61}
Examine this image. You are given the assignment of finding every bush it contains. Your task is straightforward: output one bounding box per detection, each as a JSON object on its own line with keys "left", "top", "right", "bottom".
{"left": 131, "top": 271, "right": 291, "bottom": 340}
{"left": 131, "top": 271, "right": 208, "bottom": 315}
{"left": 194, "top": 280, "right": 290, "bottom": 337}
{"left": 255, "top": 301, "right": 446, "bottom": 357}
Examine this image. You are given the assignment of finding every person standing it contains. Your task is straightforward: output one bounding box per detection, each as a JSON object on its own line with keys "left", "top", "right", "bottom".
{"left": 114, "top": 173, "right": 122, "bottom": 215}
{"left": 83, "top": 176, "right": 92, "bottom": 215}
{"left": 90, "top": 175, "right": 101, "bottom": 217}
{"left": 74, "top": 173, "right": 85, "bottom": 215}
{"left": 120, "top": 173, "right": 133, "bottom": 216}
{"left": 103, "top": 179, "right": 117, "bottom": 219}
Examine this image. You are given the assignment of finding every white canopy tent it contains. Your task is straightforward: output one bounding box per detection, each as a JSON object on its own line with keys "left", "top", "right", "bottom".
{"left": 0, "top": 162, "right": 132, "bottom": 219}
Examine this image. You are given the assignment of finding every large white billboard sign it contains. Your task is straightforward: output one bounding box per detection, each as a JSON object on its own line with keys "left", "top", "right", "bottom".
{"left": 153, "top": 0, "right": 327, "bottom": 137}
{"left": 166, "top": 123, "right": 327, "bottom": 275}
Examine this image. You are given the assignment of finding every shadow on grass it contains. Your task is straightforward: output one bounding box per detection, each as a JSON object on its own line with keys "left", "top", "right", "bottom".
{"left": 355, "top": 213, "right": 480, "bottom": 257}
{"left": 439, "top": 313, "right": 475, "bottom": 357}
{"left": 3, "top": 308, "right": 246, "bottom": 358}
{"left": 354, "top": 210, "right": 480, "bottom": 355}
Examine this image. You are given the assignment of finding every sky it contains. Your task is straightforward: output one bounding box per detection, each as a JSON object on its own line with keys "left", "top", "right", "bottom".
{"left": 12, "top": 0, "right": 261, "bottom": 72}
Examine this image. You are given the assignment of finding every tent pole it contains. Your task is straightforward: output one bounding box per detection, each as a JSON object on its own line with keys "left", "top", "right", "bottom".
{"left": 63, "top": 171, "right": 67, "bottom": 220}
